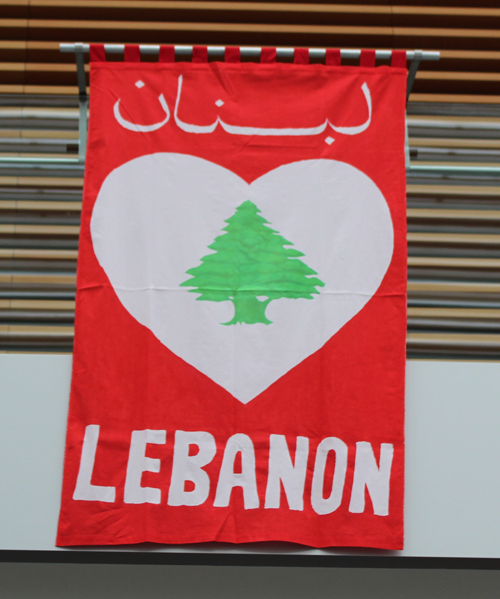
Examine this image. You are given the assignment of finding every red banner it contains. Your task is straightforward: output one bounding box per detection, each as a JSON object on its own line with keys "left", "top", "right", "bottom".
{"left": 57, "top": 47, "right": 407, "bottom": 549}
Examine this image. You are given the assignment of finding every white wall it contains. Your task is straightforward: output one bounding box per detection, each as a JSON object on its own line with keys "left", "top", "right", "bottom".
{"left": 2, "top": 355, "right": 500, "bottom": 560}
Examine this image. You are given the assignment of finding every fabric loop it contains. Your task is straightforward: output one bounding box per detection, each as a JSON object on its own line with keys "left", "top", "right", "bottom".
{"left": 89, "top": 44, "right": 106, "bottom": 62}
{"left": 260, "top": 47, "right": 277, "bottom": 63}
{"left": 325, "top": 49, "right": 341, "bottom": 66}
{"left": 391, "top": 50, "right": 407, "bottom": 69}
{"left": 360, "top": 49, "right": 376, "bottom": 67}
{"left": 294, "top": 48, "right": 309, "bottom": 65}
{"left": 225, "top": 47, "right": 241, "bottom": 63}
{"left": 159, "top": 46, "right": 175, "bottom": 62}
{"left": 124, "top": 45, "right": 141, "bottom": 62}
{"left": 192, "top": 46, "right": 208, "bottom": 63}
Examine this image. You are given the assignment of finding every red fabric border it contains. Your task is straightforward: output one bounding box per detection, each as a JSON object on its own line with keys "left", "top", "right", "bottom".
{"left": 124, "top": 45, "right": 141, "bottom": 62}
{"left": 260, "top": 47, "right": 277, "bottom": 63}
{"left": 159, "top": 46, "right": 175, "bottom": 63}
{"left": 391, "top": 50, "right": 407, "bottom": 69}
{"left": 192, "top": 46, "right": 208, "bottom": 63}
{"left": 360, "top": 50, "right": 376, "bottom": 67}
{"left": 89, "top": 44, "right": 105, "bottom": 62}
{"left": 325, "top": 49, "right": 341, "bottom": 66}
{"left": 225, "top": 47, "right": 241, "bottom": 63}
{"left": 294, "top": 48, "right": 309, "bottom": 65}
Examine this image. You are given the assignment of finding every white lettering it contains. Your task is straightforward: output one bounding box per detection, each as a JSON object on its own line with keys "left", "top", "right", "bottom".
{"left": 214, "top": 434, "right": 259, "bottom": 509}
{"left": 311, "top": 437, "right": 348, "bottom": 515}
{"left": 73, "top": 425, "right": 116, "bottom": 503}
{"left": 168, "top": 431, "right": 216, "bottom": 506}
{"left": 265, "top": 435, "right": 309, "bottom": 510}
{"left": 124, "top": 429, "right": 166, "bottom": 504}
{"left": 72, "top": 425, "right": 396, "bottom": 513}
{"left": 349, "top": 442, "right": 394, "bottom": 516}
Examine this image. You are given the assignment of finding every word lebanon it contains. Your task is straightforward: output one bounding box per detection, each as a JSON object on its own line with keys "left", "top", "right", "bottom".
{"left": 74, "top": 425, "right": 394, "bottom": 516}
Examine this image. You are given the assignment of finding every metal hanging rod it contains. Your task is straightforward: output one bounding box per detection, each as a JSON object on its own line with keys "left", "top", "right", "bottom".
{"left": 0, "top": 44, "right": 444, "bottom": 170}
{"left": 59, "top": 44, "right": 440, "bottom": 62}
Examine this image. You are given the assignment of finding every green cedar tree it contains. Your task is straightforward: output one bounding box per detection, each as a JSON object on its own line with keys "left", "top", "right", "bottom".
{"left": 180, "top": 200, "right": 325, "bottom": 325}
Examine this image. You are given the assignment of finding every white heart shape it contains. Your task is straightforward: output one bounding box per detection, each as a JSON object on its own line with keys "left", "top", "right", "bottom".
{"left": 91, "top": 153, "right": 394, "bottom": 404}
